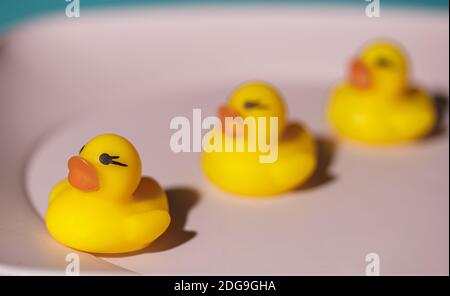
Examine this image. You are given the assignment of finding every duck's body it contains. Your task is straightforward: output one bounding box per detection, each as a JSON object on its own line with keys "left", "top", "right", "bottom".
{"left": 46, "top": 134, "right": 170, "bottom": 254}
{"left": 329, "top": 84, "right": 436, "bottom": 144}
{"left": 202, "top": 124, "right": 316, "bottom": 196}
{"left": 201, "top": 82, "right": 317, "bottom": 197}
{"left": 47, "top": 178, "right": 169, "bottom": 253}
{"left": 327, "top": 41, "right": 437, "bottom": 145}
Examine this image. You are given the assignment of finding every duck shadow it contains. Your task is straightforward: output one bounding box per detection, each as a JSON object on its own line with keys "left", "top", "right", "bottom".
{"left": 296, "top": 134, "right": 337, "bottom": 191}
{"left": 98, "top": 182, "right": 199, "bottom": 258}
{"left": 427, "top": 92, "right": 448, "bottom": 140}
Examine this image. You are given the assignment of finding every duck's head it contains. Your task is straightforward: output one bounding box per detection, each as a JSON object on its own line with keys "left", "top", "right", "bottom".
{"left": 348, "top": 41, "right": 408, "bottom": 96}
{"left": 218, "top": 81, "right": 287, "bottom": 138}
{"left": 67, "top": 134, "right": 142, "bottom": 201}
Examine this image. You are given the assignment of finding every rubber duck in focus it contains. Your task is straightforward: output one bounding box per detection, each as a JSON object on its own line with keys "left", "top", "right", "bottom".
{"left": 46, "top": 134, "right": 170, "bottom": 254}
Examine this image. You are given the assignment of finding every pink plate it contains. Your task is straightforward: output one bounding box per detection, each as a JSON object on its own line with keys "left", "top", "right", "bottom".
{"left": 1, "top": 6, "right": 448, "bottom": 275}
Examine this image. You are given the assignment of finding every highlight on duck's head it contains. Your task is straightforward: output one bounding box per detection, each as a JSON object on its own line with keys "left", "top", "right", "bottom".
{"left": 218, "top": 81, "right": 287, "bottom": 138}
{"left": 67, "top": 134, "right": 142, "bottom": 200}
{"left": 348, "top": 41, "right": 409, "bottom": 96}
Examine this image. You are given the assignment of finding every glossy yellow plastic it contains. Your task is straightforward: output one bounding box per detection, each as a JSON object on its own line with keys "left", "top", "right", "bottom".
{"left": 46, "top": 134, "right": 170, "bottom": 253}
{"left": 327, "top": 41, "right": 437, "bottom": 145}
{"left": 201, "top": 82, "right": 317, "bottom": 196}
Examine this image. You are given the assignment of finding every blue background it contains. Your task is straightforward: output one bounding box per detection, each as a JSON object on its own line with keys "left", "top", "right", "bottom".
{"left": 0, "top": 0, "right": 448, "bottom": 33}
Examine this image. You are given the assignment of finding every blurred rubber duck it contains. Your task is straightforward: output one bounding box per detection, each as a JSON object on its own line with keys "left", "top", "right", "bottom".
{"left": 327, "top": 41, "right": 437, "bottom": 144}
{"left": 201, "top": 81, "right": 317, "bottom": 196}
{"left": 46, "top": 134, "right": 171, "bottom": 254}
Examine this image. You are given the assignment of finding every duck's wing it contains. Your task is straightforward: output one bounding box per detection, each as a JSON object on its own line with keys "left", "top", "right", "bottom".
{"left": 132, "top": 176, "right": 169, "bottom": 211}
{"left": 49, "top": 179, "right": 70, "bottom": 203}
{"left": 281, "top": 123, "right": 316, "bottom": 151}
{"left": 121, "top": 177, "right": 171, "bottom": 245}
{"left": 122, "top": 209, "right": 171, "bottom": 245}
{"left": 270, "top": 150, "right": 317, "bottom": 190}
{"left": 390, "top": 91, "right": 436, "bottom": 139}
{"left": 270, "top": 123, "right": 317, "bottom": 189}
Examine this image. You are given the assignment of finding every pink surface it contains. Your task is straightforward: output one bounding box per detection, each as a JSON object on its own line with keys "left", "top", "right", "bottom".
{"left": 1, "top": 6, "right": 448, "bottom": 274}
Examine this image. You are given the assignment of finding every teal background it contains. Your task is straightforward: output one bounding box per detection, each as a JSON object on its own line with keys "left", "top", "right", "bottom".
{"left": 0, "top": 0, "right": 448, "bottom": 33}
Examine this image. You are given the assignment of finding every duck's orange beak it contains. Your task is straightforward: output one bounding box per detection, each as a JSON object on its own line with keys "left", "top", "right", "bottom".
{"left": 218, "top": 105, "right": 243, "bottom": 137}
{"left": 349, "top": 59, "right": 371, "bottom": 89}
{"left": 68, "top": 156, "right": 99, "bottom": 192}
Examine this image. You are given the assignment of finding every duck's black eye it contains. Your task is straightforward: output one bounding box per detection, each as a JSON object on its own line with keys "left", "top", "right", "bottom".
{"left": 99, "top": 153, "right": 128, "bottom": 167}
{"left": 244, "top": 100, "right": 269, "bottom": 110}
{"left": 99, "top": 153, "right": 113, "bottom": 165}
{"left": 79, "top": 145, "right": 85, "bottom": 154}
{"left": 376, "top": 57, "right": 393, "bottom": 68}
{"left": 244, "top": 101, "right": 259, "bottom": 109}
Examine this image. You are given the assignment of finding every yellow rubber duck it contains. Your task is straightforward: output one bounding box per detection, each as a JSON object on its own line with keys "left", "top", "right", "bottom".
{"left": 201, "top": 81, "right": 317, "bottom": 196}
{"left": 327, "top": 41, "right": 437, "bottom": 145}
{"left": 46, "top": 134, "right": 171, "bottom": 254}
